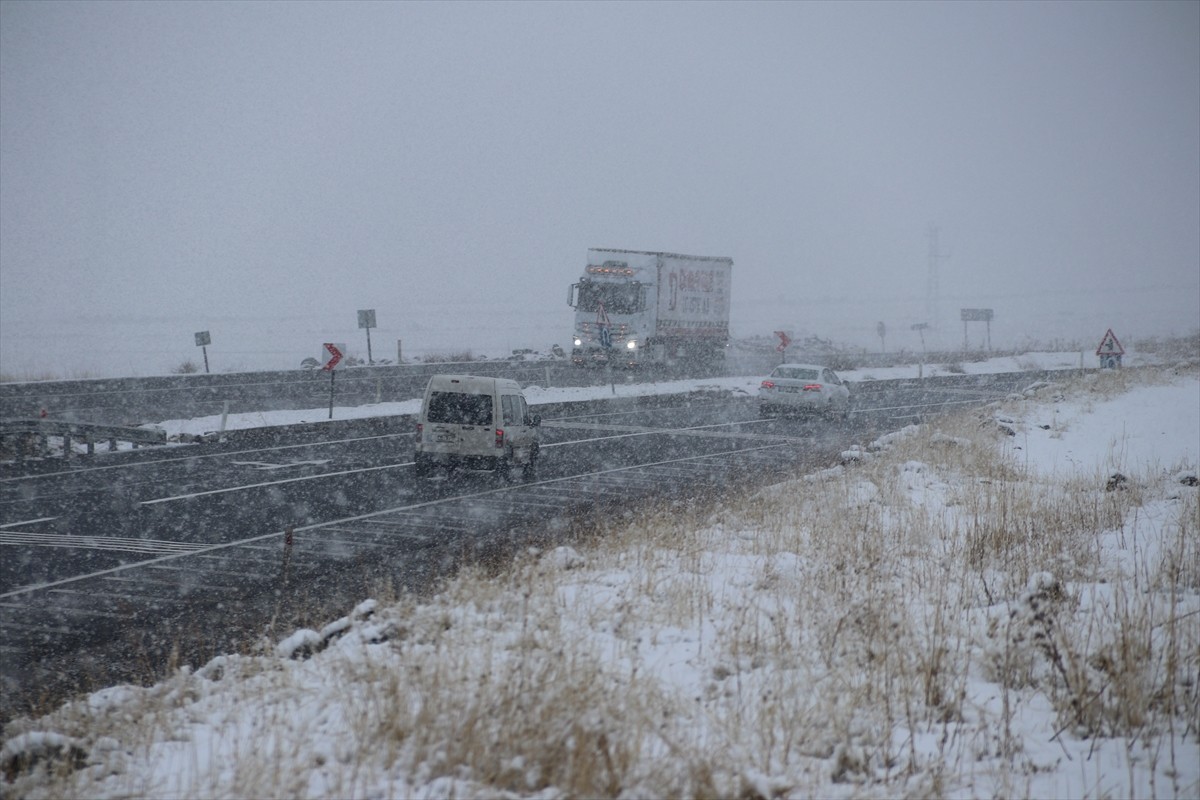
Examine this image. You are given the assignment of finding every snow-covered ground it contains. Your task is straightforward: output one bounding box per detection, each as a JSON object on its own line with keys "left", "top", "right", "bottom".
{"left": 151, "top": 350, "right": 1099, "bottom": 439}
{"left": 4, "top": 362, "right": 1197, "bottom": 799}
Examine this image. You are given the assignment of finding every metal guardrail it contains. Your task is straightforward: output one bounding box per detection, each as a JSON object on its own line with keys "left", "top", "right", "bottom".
{"left": 0, "top": 418, "right": 166, "bottom": 460}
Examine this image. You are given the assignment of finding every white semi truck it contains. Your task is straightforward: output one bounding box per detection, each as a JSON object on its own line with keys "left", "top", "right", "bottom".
{"left": 568, "top": 248, "right": 733, "bottom": 370}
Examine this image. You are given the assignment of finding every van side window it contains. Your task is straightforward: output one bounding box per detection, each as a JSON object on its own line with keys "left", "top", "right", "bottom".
{"left": 427, "top": 392, "right": 493, "bottom": 427}
{"left": 518, "top": 396, "right": 530, "bottom": 423}
{"left": 501, "top": 395, "right": 517, "bottom": 426}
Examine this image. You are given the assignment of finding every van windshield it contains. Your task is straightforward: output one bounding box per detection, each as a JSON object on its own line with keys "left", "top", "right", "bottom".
{"left": 427, "top": 391, "right": 493, "bottom": 426}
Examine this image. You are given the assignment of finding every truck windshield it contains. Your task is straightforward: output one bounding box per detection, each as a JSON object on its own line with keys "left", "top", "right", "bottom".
{"left": 427, "top": 392, "right": 493, "bottom": 426}
{"left": 575, "top": 282, "right": 643, "bottom": 314}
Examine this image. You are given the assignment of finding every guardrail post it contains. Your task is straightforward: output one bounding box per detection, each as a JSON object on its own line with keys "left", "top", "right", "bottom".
{"left": 62, "top": 433, "right": 72, "bottom": 460}
{"left": 280, "top": 527, "right": 294, "bottom": 586}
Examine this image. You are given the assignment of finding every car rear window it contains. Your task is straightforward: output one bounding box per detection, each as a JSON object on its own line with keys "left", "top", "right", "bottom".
{"left": 426, "top": 391, "right": 493, "bottom": 426}
{"left": 774, "top": 368, "right": 819, "bottom": 380}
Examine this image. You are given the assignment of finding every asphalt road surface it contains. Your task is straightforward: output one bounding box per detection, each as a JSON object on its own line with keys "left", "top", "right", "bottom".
{"left": 0, "top": 372, "right": 1048, "bottom": 722}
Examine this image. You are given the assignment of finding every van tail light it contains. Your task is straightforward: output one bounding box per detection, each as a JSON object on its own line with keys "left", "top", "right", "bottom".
{"left": 415, "top": 423, "right": 422, "bottom": 443}
{"left": 495, "top": 428, "right": 505, "bottom": 449}
{"left": 803, "top": 383, "right": 823, "bottom": 392}
{"left": 760, "top": 380, "right": 775, "bottom": 389}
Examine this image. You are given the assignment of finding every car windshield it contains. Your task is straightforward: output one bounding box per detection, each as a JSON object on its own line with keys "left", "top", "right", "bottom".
{"left": 773, "top": 367, "right": 819, "bottom": 381}
{"left": 426, "top": 391, "right": 493, "bottom": 426}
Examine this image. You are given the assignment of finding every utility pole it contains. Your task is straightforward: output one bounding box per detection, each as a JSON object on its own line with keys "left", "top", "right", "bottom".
{"left": 927, "top": 225, "right": 949, "bottom": 332}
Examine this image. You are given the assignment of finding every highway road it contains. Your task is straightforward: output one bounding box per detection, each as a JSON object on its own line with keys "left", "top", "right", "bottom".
{"left": 0, "top": 371, "right": 1050, "bottom": 722}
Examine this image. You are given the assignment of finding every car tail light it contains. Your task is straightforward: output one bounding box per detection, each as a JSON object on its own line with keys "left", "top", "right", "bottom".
{"left": 415, "top": 423, "right": 422, "bottom": 443}
{"left": 495, "top": 428, "right": 505, "bottom": 448}
{"left": 803, "top": 383, "right": 823, "bottom": 392}
{"left": 760, "top": 380, "right": 775, "bottom": 389}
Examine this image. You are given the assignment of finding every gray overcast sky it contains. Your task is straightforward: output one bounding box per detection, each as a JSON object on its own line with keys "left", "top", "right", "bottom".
{"left": 2, "top": 0, "right": 1198, "bottom": 376}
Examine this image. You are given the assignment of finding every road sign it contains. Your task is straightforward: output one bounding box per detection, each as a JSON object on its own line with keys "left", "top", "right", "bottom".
{"left": 774, "top": 330, "right": 791, "bottom": 353}
{"left": 194, "top": 331, "right": 211, "bottom": 347}
{"left": 1095, "top": 328, "right": 1124, "bottom": 356}
{"left": 322, "top": 342, "right": 344, "bottom": 371}
{"left": 599, "top": 326, "right": 612, "bottom": 349}
{"left": 357, "top": 309, "right": 377, "bottom": 364}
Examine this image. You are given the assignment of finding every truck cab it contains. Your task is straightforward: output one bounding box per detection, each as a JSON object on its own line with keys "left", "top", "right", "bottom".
{"left": 568, "top": 259, "right": 651, "bottom": 367}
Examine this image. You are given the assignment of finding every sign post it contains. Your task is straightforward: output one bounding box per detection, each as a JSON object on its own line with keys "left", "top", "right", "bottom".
{"left": 910, "top": 323, "right": 929, "bottom": 353}
{"left": 357, "top": 309, "right": 377, "bottom": 365}
{"left": 774, "top": 330, "right": 791, "bottom": 363}
{"left": 194, "top": 331, "right": 212, "bottom": 374}
{"left": 322, "top": 342, "right": 343, "bottom": 419}
{"left": 1095, "top": 328, "right": 1124, "bottom": 369}
{"left": 960, "top": 308, "right": 994, "bottom": 351}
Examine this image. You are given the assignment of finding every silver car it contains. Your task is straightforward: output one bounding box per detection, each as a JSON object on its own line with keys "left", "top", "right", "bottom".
{"left": 758, "top": 363, "right": 850, "bottom": 418}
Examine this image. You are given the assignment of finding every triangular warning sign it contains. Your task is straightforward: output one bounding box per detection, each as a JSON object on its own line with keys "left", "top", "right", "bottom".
{"left": 1095, "top": 328, "right": 1124, "bottom": 356}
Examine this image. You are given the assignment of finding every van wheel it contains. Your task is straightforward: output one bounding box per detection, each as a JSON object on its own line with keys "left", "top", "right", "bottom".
{"left": 495, "top": 454, "right": 513, "bottom": 483}
{"left": 522, "top": 444, "right": 539, "bottom": 480}
{"left": 414, "top": 453, "right": 434, "bottom": 478}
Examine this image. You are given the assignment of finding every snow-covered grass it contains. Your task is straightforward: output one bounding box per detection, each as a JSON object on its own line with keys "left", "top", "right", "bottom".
{"left": 3, "top": 364, "right": 1197, "bottom": 797}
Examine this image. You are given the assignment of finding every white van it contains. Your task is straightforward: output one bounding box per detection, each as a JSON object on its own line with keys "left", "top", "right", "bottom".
{"left": 414, "top": 375, "right": 541, "bottom": 478}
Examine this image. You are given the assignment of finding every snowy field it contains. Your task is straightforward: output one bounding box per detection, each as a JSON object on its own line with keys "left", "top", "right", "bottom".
{"left": 150, "top": 350, "right": 1096, "bottom": 439}
{"left": 3, "top": 362, "right": 1198, "bottom": 799}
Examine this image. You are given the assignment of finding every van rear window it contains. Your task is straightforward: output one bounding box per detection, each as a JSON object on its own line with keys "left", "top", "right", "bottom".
{"left": 427, "top": 391, "right": 493, "bottom": 426}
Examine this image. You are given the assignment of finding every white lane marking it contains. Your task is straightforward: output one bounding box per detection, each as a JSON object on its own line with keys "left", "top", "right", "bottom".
{"left": 230, "top": 460, "right": 331, "bottom": 470}
{"left": 860, "top": 397, "right": 1004, "bottom": 413}
{"left": 0, "top": 517, "right": 58, "bottom": 529}
{"left": 0, "top": 531, "right": 204, "bottom": 555}
{"left": 543, "top": 419, "right": 812, "bottom": 443}
{"left": 140, "top": 418, "right": 779, "bottom": 505}
{"left": 0, "top": 433, "right": 411, "bottom": 483}
{"left": 2, "top": 441, "right": 788, "bottom": 599}
{"left": 140, "top": 462, "right": 405, "bottom": 506}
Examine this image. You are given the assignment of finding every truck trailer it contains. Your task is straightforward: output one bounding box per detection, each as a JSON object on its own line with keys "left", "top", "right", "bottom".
{"left": 568, "top": 248, "right": 733, "bottom": 370}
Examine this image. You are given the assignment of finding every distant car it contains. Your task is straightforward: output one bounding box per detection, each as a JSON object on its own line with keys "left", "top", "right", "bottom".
{"left": 758, "top": 363, "right": 850, "bottom": 419}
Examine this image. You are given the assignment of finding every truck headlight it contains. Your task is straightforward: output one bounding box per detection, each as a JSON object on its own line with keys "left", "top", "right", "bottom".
{"left": 626, "top": 339, "right": 637, "bottom": 350}
{"left": 573, "top": 337, "right": 583, "bottom": 347}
